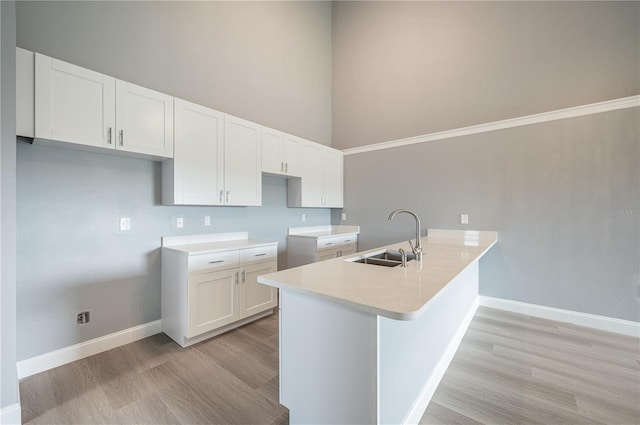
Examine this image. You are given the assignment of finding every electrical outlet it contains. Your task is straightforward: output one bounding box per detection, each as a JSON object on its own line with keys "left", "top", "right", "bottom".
{"left": 77, "top": 311, "right": 90, "bottom": 325}
{"left": 204, "top": 216, "right": 211, "bottom": 226}
{"left": 301, "top": 214, "right": 306, "bottom": 222}
{"left": 341, "top": 212, "right": 347, "bottom": 221}
{"left": 460, "top": 214, "right": 469, "bottom": 225}
{"left": 176, "top": 217, "right": 184, "bottom": 229}
{"left": 120, "top": 217, "right": 131, "bottom": 231}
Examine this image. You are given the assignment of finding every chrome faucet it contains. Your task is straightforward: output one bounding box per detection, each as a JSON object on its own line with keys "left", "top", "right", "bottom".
{"left": 388, "top": 209, "right": 423, "bottom": 261}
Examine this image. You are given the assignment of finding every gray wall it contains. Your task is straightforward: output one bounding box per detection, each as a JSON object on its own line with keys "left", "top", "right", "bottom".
{"left": 332, "top": 1, "right": 640, "bottom": 322}
{"left": 17, "top": 1, "right": 332, "bottom": 145}
{"left": 1, "top": 0, "right": 18, "bottom": 412}
{"left": 15, "top": 1, "right": 332, "bottom": 360}
{"left": 339, "top": 108, "right": 639, "bottom": 321}
{"left": 332, "top": 1, "right": 640, "bottom": 149}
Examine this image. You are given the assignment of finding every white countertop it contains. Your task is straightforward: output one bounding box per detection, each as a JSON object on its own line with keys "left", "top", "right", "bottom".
{"left": 161, "top": 232, "right": 277, "bottom": 255}
{"left": 259, "top": 229, "right": 497, "bottom": 320}
{"left": 288, "top": 225, "right": 360, "bottom": 239}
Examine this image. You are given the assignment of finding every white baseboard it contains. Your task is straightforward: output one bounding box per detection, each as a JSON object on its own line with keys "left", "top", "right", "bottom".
{"left": 402, "top": 296, "right": 480, "bottom": 425}
{"left": 479, "top": 296, "right": 640, "bottom": 337}
{"left": 17, "top": 320, "right": 162, "bottom": 379}
{"left": 0, "top": 403, "right": 21, "bottom": 425}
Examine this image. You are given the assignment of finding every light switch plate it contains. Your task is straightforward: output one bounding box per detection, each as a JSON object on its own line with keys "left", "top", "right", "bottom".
{"left": 176, "top": 217, "right": 184, "bottom": 229}
{"left": 341, "top": 213, "right": 347, "bottom": 221}
{"left": 460, "top": 214, "right": 469, "bottom": 225}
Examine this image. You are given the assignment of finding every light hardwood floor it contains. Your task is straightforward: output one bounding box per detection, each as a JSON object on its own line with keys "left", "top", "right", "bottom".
{"left": 20, "top": 307, "right": 639, "bottom": 425}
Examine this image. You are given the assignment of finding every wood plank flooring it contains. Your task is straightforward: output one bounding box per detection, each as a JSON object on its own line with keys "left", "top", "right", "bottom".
{"left": 20, "top": 307, "right": 639, "bottom": 425}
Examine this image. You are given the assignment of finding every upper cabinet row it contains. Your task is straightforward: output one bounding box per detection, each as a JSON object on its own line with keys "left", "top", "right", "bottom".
{"left": 16, "top": 48, "right": 343, "bottom": 208}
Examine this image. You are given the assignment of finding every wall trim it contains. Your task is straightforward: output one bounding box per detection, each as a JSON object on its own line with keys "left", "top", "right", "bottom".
{"left": 479, "top": 296, "right": 640, "bottom": 337}
{"left": 17, "top": 320, "right": 162, "bottom": 379}
{"left": 343, "top": 95, "right": 640, "bottom": 155}
{"left": 0, "top": 402, "right": 21, "bottom": 425}
{"left": 402, "top": 296, "right": 480, "bottom": 425}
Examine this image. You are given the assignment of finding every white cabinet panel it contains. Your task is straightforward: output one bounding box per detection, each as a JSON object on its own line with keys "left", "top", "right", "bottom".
{"left": 17, "top": 48, "right": 35, "bottom": 138}
{"left": 187, "top": 269, "right": 238, "bottom": 338}
{"left": 115, "top": 80, "right": 174, "bottom": 158}
{"left": 262, "top": 126, "right": 284, "bottom": 174}
{"left": 35, "top": 53, "right": 115, "bottom": 149}
{"left": 288, "top": 141, "right": 343, "bottom": 208}
{"left": 224, "top": 115, "right": 262, "bottom": 206}
{"left": 163, "top": 98, "right": 224, "bottom": 205}
{"left": 240, "top": 261, "right": 277, "bottom": 318}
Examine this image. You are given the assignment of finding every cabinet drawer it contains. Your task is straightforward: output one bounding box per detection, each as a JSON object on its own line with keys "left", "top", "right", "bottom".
{"left": 188, "top": 251, "right": 239, "bottom": 274}
{"left": 240, "top": 245, "right": 277, "bottom": 265}
{"left": 317, "top": 235, "right": 357, "bottom": 251}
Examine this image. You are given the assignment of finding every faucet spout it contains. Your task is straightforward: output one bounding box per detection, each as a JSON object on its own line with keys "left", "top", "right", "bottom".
{"left": 388, "top": 209, "right": 423, "bottom": 261}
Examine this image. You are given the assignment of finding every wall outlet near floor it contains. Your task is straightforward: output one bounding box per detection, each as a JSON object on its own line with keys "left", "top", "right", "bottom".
{"left": 119, "top": 217, "right": 131, "bottom": 231}
{"left": 77, "top": 311, "right": 90, "bottom": 325}
{"left": 204, "top": 216, "right": 211, "bottom": 226}
{"left": 176, "top": 217, "right": 184, "bottom": 229}
{"left": 460, "top": 214, "right": 469, "bottom": 225}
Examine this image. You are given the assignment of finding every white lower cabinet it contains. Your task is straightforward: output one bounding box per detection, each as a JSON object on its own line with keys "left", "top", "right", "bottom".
{"left": 162, "top": 235, "right": 277, "bottom": 347}
{"left": 287, "top": 227, "right": 360, "bottom": 268}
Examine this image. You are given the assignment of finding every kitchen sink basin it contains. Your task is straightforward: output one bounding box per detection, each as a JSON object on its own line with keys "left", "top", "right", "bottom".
{"left": 350, "top": 250, "right": 415, "bottom": 267}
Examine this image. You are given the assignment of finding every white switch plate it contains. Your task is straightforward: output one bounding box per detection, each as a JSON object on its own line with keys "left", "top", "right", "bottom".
{"left": 204, "top": 216, "right": 211, "bottom": 226}
{"left": 341, "top": 212, "right": 347, "bottom": 221}
{"left": 119, "top": 217, "right": 131, "bottom": 231}
{"left": 176, "top": 217, "right": 184, "bottom": 229}
{"left": 301, "top": 214, "right": 306, "bottom": 222}
{"left": 460, "top": 214, "right": 469, "bottom": 225}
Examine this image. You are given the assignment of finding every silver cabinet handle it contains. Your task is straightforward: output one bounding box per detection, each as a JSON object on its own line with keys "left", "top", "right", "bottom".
{"left": 325, "top": 242, "right": 333, "bottom": 246}
{"left": 219, "top": 190, "right": 224, "bottom": 203}
{"left": 119, "top": 129, "right": 124, "bottom": 146}
{"left": 254, "top": 253, "right": 267, "bottom": 257}
{"left": 107, "top": 127, "right": 112, "bottom": 145}
{"left": 208, "top": 260, "right": 224, "bottom": 264}
{"left": 281, "top": 162, "right": 284, "bottom": 172}
{"left": 241, "top": 270, "right": 246, "bottom": 283}
{"left": 226, "top": 190, "right": 230, "bottom": 203}
{"left": 285, "top": 162, "right": 288, "bottom": 173}
{"left": 234, "top": 271, "right": 239, "bottom": 285}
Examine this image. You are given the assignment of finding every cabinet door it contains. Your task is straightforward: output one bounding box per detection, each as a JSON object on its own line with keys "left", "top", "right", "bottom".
{"left": 300, "top": 141, "right": 324, "bottom": 207}
{"left": 187, "top": 269, "right": 239, "bottom": 338}
{"left": 323, "top": 148, "right": 344, "bottom": 208}
{"left": 240, "top": 262, "right": 277, "bottom": 318}
{"left": 261, "top": 126, "right": 284, "bottom": 175}
{"left": 224, "top": 115, "right": 262, "bottom": 206}
{"left": 282, "top": 133, "right": 302, "bottom": 177}
{"left": 317, "top": 248, "right": 340, "bottom": 262}
{"left": 169, "top": 98, "right": 224, "bottom": 205}
{"left": 115, "top": 80, "right": 174, "bottom": 158}
{"left": 339, "top": 243, "right": 358, "bottom": 257}
{"left": 35, "top": 53, "right": 115, "bottom": 149}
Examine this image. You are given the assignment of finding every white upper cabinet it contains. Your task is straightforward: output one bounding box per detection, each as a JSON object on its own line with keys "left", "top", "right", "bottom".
{"left": 35, "top": 53, "right": 115, "bottom": 149}
{"left": 262, "top": 127, "right": 302, "bottom": 177}
{"left": 163, "top": 98, "right": 224, "bottom": 205}
{"left": 288, "top": 141, "right": 343, "bottom": 208}
{"left": 34, "top": 52, "right": 173, "bottom": 159}
{"left": 224, "top": 114, "right": 262, "bottom": 206}
{"left": 115, "top": 80, "right": 174, "bottom": 158}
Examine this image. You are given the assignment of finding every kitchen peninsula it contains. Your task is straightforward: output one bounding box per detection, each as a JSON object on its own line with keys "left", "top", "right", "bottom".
{"left": 258, "top": 229, "right": 497, "bottom": 424}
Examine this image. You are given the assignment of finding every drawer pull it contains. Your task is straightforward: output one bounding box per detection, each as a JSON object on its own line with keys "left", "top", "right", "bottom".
{"left": 208, "top": 260, "right": 224, "bottom": 264}
{"left": 325, "top": 242, "right": 333, "bottom": 246}
{"left": 345, "top": 239, "right": 352, "bottom": 242}
{"left": 254, "top": 253, "right": 267, "bottom": 257}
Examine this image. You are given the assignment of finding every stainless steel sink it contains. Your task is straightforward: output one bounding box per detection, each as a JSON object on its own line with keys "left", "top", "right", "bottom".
{"left": 351, "top": 250, "right": 415, "bottom": 267}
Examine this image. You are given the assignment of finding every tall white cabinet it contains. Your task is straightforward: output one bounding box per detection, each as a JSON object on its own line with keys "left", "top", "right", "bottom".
{"left": 162, "top": 233, "right": 278, "bottom": 348}
{"left": 162, "top": 99, "right": 224, "bottom": 205}
{"left": 34, "top": 53, "right": 174, "bottom": 158}
{"left": 288, "top": 141, "right": 343, "bottom": 208}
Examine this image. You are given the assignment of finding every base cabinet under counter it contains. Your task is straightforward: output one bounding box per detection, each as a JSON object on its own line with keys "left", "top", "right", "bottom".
{"left": 287, "top": 226, "right": 359, "bottom": 268}
{"left": 161, "top": 233, "right": 277, "bottom": 347}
